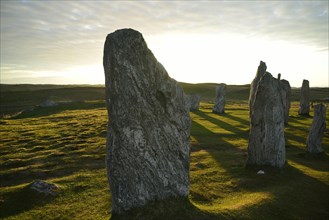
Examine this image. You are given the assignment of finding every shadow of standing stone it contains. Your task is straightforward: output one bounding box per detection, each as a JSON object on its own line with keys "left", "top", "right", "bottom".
{"left": 103, "top": 28, "right": 190, "bottom": 215}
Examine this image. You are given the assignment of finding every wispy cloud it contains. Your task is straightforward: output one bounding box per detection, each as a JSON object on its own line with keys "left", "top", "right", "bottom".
{"left": 0, "top": 0, "right": 328, "bottom": 84}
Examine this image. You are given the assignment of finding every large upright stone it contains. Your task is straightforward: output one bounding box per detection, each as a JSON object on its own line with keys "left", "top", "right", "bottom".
{"left": 280, "top": 79, "right": 291, "bottom": 124}
{"left": 186, "top": 94, "right": 201, "bottom": 111}
{"left": 306, "top": 104, "right": 326, "bottom": 153}
{"left": 247, "top": 63, "right": 285, "bottom": 168}
{"left": 249, "top": 61, "right": 267, "bottom": 118}
{"left": 212, "top": 83, "right": 226, "bottom": 114}
{"left": 103, "top": 29, "right": 190, "bottom": 214}
{"left": 299, "top": 79, "right": 310, "bottom": 115}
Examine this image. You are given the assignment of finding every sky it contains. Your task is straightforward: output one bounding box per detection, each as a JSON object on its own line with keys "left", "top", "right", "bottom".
{"left": 0, "top": 0, "right": 328, "bottom": 87}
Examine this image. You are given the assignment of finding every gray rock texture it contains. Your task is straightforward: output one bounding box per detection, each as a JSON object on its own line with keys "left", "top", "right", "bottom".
{"left": 249, "top": 61, "right": 267, "bottom": 118}
{"left": 298, "top": 79, "right": 310, "bottom": 115}
{"left": 212, "top": 83, "right": 226, "bottom": 114}
{"left": 247, "top": 63, "right": 285, "bottom": 168}
{"left": 306, "top": 103, "right": 326, "bottom": 153}
{"left": 186, "top": 94, "right": 201, "bottom": 111}
{"left": 280, "top": 79, "right": 291, "bottom": 124}
{"left": 29, "top": 180, "right": 59, "bottom": 196}
{"left": 103, "top": 28, "right": 190, "bottom": 214}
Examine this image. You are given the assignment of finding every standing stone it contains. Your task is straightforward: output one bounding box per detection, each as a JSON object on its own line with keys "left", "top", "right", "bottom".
{"left": 103, "top": 29, "right": 190, "bottom": 214}
{"left": 212, "top": 83, "right": 226, "bottom": 114}
{"left": 186, "top": 94, "right": 201, "bottom": 111}
{"left": 299, "top": 79, "right": 310, "bottom": 115}
{"left": 280, "top": 79, "right": 291, "bottom": 124}
{"left": 306, "top": 104, "right": 326, "bottom": 153}
{"left": 249, "top": 61, "right": 267, "bottom": 118}
{"left": 247, "top": 63, "right": 285, "bottom": 168}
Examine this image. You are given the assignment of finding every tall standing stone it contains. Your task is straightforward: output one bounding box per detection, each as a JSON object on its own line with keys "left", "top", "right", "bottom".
{"left": 306, "top": 104, "right": 326, "bottom": 153}
{"left": 280, "top": 79, "right": 291, "bottom": 124}
{"left": 299, "top": 79, "right": 310, "bottom": 115}
{"left": 247, "top": 62, "right": 285, "bottom": 168}
{"left": 212, "top": 83, "right": 226, "bottom": 114}
{"left": 249, "top": 61, "right": 267, "bottom": 118}
{"left": 186, "top": 94, "right": 201, "bottom": 111}
{"left": 103, "top": 29, "right": 190, "bottom": 214}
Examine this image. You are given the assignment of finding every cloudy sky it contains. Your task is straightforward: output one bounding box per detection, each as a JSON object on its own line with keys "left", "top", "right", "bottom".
{"left": 0, "top": 0, "right": 328, "bottom": 87}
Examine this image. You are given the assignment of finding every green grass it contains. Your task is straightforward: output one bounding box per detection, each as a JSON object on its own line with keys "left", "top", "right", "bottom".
{"left": 0, "top": 85, "right": 328, "bottom": 219}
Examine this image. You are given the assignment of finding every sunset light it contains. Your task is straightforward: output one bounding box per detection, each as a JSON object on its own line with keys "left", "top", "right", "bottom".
{"left": 0, "top": 1, "right": 328, "bottom": 87}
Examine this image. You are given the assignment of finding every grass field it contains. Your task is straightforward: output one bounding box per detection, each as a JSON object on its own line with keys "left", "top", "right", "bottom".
{"left": 1, "top": 83, "right": 328, "bottom": 117}
{"left": 0, "top": 84, "right": 328, "bottom": 219}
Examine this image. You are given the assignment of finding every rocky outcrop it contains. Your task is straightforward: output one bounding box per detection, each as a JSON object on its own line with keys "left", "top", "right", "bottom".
{"left": 29, "top": 180, "right": 59, "bottom": 196}
{"left": 280, "top": 79, "right": 291, "bottom": 124}
{"left": 298, "top": 79, "right": 310, "bottom": 115}
{"left": 306, "top": 104, "right": 326, "bottom": 153}
{"left": 249, "top": 61, "right": 267, "bottom": 118}
{"left": 186, "top": 94, "right": 200, "bottom": 111}
{"left": 103, "top": 29, "right": 190, "bottom": 214}
{"left": 247, "top": 62, "right": 285, "bottom": 168}
{"left": 212, "top": 84, "right": 226, "bottom": 114}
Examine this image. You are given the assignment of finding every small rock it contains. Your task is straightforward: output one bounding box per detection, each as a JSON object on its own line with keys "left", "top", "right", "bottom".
{"left": 30, "top": 180, "right": 59, "bottom": 196}
{"left": 257, "top": 170, "right": 265, "bottom": 175}
{"left": 40, "top": 100, "right": 58, "bottom": 107}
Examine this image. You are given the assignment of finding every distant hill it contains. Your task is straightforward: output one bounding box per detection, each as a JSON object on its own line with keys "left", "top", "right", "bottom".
{"left": 0, "top": 83, "right": 328, "bottom": 117}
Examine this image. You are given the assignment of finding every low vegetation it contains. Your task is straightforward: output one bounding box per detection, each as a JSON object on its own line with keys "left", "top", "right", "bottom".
{"left": 0, "top": 84, "right": 328, "bottom": 219}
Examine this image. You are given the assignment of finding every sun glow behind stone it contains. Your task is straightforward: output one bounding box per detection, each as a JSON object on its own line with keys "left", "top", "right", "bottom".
{"left": 146, "top": 34, "right": 328, "bottom": 87}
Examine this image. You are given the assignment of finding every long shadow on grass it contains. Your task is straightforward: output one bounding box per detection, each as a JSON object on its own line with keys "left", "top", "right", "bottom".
{"left": 193, "top": 111, "right": 248, "bottom": 139}
{"left": 235, "top": 163, "right": 329, "bottom": 219}
{"left": 220, "top": 112, "right": 250, "bottom": 126}
{"left": 285, "top": 132, "right": 329, "bottom": 172}
{"left": 12, "top": 101, "right": 105, "bottom": 119}
{"left": 289, "top": 115, "right": 313, "bottom": 126}
{"left": 110, "top": 197, "right": 224, "bottom": 220}
{"left": 191, "top": 118, "right": 247, "bottom": 174}
{"left": 0, "top": 155, "right": 105, "bottom": 187}
{"left": 190, "top": 109, "right": 329, "bottom": 218}
{"left": 0, "top": 185, "right": 55, "bottom": 219}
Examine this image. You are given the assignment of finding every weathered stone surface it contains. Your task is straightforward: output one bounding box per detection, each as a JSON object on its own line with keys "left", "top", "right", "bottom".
{"left": 247, "top": 63, "right": 285, "bottom": 168}
{"left": 29, "top": 180, "right": 59, "bottom": 196}
{"left": 212, "top": 83, "right": 226, "bottom": 114}
{"left": 280, "top": 79, "right": 291, "bottom": 124}
{"left": 186, "top": 94, "right": 200, "bottom": 111}
{"left": 298, "top": 79, "right": 310, "bottom": 115}
{"left": 249, "top": 61, "right": 267, "bottom": 118}
{"left": 103, "top": 29, "right": 190, "bottom": 214}
{"left": 306, "top": 104, "right": 326, "bottom": 153}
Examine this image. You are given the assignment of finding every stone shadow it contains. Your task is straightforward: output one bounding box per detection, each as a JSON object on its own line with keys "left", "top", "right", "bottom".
{"left": 0, "top": 185, "right": 55, "bottom": 219}
{"left": 193, "top": 111, "right": 248, "bottom": 140}
{"left": 234, "top": 163, "right": 329, "bottom": 219}
{"left": 220, "top": 112, "right": 250, "bottom": 126}
{"left": 110, "top": 197, "right": 224, "bottom": 220}
{"left": 12, "top": 101, "right": 105, "bottom": 119}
